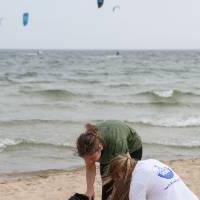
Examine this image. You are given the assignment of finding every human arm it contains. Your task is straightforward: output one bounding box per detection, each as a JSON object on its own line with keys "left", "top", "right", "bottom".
{"left": 85, "top": 162, "right": 96, "bottom": 199}
{"left": 129, "top": 182, "right": 147, "bottom": 200}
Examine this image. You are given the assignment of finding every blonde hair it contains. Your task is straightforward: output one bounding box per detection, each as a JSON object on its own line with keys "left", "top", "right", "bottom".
{"left": 104, "top": 154, "right": 137, "bottom": 200}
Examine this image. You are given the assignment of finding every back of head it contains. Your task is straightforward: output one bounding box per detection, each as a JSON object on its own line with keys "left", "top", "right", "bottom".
{"left": 76, "top": 123, "right": 102, "bottom": 157}
{"left": 106, "top": 154, "right": 137, "bottom": 200}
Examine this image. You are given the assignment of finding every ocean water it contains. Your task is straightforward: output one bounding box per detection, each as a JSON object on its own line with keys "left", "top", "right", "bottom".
{"left": 0, "top": 50, "right": 200, "bottom": 174}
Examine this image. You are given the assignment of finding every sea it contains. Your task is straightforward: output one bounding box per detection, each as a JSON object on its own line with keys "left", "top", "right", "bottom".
{"left": 0, "top": 50, "right": 200, "bottom": 174}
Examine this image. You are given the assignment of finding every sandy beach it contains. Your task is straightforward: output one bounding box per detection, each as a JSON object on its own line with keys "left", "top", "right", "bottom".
{"left": 0, "top": 159, "right": 199, "bottom": 200}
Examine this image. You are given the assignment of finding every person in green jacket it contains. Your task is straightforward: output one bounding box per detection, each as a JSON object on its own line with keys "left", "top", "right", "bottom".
{"left": 76, "top": 120, "right": 142, "bottom": 200}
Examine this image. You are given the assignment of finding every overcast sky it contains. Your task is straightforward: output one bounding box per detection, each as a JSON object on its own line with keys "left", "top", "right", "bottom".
{"left": 0, "top": 0, "right": 200, "bottom": 49}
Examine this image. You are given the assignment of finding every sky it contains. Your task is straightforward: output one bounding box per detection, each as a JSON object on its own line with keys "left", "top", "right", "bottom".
{"left": 0, "top": 0, "right": 200, "bottom": 49}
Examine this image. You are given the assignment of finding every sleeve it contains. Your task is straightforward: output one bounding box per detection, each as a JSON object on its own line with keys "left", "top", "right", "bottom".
{"left": 129, "top": 182, "right": 147, "bottom": 200}
{"left": 129, "top": 167, "right": 150, "bottom": 200}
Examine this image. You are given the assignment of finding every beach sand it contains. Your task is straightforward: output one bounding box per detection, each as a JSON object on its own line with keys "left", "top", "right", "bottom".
{"left": 0, "top": 159, "right": 199, "bottom": 200}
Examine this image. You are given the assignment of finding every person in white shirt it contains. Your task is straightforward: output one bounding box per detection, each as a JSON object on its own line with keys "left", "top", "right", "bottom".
{"left": 105, "top": 154, "right": 199, "bottom": 200}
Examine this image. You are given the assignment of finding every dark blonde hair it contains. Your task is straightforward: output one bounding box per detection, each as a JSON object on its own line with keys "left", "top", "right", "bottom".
{"left": 76, "top": 123, "right": 103, "bottom": 157}
{"left": 105, "top": 154, "right": 137, "bottom": 200}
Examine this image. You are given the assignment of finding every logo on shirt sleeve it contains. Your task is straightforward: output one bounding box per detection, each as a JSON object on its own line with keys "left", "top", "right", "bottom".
{"left": 155, "top": 166, "right": 174, "bottom": 179}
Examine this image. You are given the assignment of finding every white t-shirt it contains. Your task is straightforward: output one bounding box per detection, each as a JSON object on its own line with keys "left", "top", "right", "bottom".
{"left": 129, "top": 159, "right": 199, "bottom": 200}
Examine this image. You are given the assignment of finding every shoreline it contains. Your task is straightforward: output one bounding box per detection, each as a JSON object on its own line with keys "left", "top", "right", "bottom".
{"left": 0, "top": 158, "right": 199, "bottom": 200}
{"left": 0, "top": 167, "right": 84, "bottom": 183}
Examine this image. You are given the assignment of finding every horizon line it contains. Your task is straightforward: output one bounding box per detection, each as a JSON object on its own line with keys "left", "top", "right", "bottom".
{"left": 1, "top": 48, "right": 200, "bottom": 51}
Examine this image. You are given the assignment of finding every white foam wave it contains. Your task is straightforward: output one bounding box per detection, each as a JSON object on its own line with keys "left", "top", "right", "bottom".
{"left": 105, "top": 55, "right": 121, "bottom": 58}
{"left": 153, "top": 90, "right": 174, "bottom": 98}
{"left": 0, "top": 138, "right": 19, "bottom": 151}
{"left": 134, "top": 116, "right": 200, "bottom": 127}
{"left": 0, "top": 138, "right": 75, "bottom": 152}
{"left": 144, "top": 140, "right": 200, "bottom": 148}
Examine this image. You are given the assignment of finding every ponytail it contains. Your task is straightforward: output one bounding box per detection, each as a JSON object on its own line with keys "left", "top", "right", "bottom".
{"left": 104, "top": 154, "right": 137, "bottom": 200}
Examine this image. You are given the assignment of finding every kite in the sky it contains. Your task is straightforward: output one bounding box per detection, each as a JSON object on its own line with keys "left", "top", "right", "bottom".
{"left": 97, "top": 0, "right": 104, "bottom": 8}
{"left": 23, "top": 12, "right": 29, "bottom": 26}
{"left": 112, "top": 5, "right": 120, "bottom": 12}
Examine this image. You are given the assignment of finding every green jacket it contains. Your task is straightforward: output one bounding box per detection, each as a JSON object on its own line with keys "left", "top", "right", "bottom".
{"left": 96, "top": 120, "right": 142, "bottom": 164}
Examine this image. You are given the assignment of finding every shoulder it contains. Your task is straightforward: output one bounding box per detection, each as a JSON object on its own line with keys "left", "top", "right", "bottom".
{"left": 133, "top": 159, "right": 155, "bottom": 174}
{"left": 97, "top": 120, "right": 125, "bottom": 127}
{"left": 97, "top": 120, "right": 131, "bottom": 132}
{"left": 131, "top": 159, "right": 159, "bottom": 183}
{"left": 129, "top": 160, "right": 154, "bottom": 200}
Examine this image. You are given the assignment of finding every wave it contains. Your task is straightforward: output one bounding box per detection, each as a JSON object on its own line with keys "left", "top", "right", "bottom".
{"left": 91, "top": 100, "right": 182, "bottom": 106}
{"left": 143, "top": 141, "right": 200, "bottom": 149}
{"left": 0, "top": 138, "right": 75, "bottom": 153}
{"left": 3, "top": 76, "right": 19, "bottom": 84}
{"left": 0, "top": 138, "right": 18, "bottom": 151}
{"left": 21, "top": 89, "right": 76, "bottom": 98}
{"left": 3, "top": 72, "right": 38, "bottom": 83}
{"left": 104, "top": 55, "right": 122, "bottom": 59}
{"left": 125, "top": 116, "right": 200, "bottom": 127}
{"left": 1, "top": 138, "right": 199, "bottom": 154}
{"left": 66, "top": 78, "right": 101, "bottom": 84}
{"left": 85, "top": 54, "right": 121, "bottom": 60}
{"left": 26, "top": 52, "right": 38, "bottom": 56}
{"left": 1, "top": 116, "right": 200, "bottom": 128}
{"left": 108, "top": 83, "right": 133, "bottom": 88}
{"left": 2, "top": 76, "right": 52, "bottom": 84}
{"left": 137, "top": 89, "right": 200, "bottom": 98}
{"left": 19, "top": 80, "right": 54, "bottom": 85}
{"left": 16, "top": 72, "right": 38, "bottom": 78}
{"left": 0, "top": 119, "right": 82, "bottom": 126}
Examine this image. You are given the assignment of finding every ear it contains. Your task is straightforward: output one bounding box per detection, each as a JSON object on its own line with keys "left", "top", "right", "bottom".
{"left": 98, "top": 143, "right": 103, "bottom": 151}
